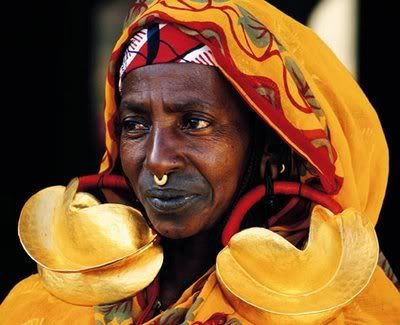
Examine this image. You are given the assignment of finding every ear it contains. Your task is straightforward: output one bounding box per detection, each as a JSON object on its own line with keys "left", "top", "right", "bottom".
{"left": 259, "top": 138, "right": 292, "bottom": 181}
{"left": 260, "top": 150, "right": 280, "bottom": 181}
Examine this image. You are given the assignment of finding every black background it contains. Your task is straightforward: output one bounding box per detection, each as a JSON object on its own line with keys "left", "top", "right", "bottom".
{"left": 1, "top": 1, "right": 398, "bottom": 300}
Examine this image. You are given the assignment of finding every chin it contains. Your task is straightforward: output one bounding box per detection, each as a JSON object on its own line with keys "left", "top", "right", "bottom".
{"left": 151, "top": 220, "right": 200, "bottom": 239}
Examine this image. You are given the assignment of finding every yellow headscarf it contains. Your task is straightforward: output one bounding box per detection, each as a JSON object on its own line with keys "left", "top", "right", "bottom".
{"left": 101, "top": 0, "right": 388, "bottom": 227}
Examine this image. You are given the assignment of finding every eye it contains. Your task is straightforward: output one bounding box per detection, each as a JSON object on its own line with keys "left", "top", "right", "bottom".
{"left": 181, "top": 117, "right": 211, "bottom": 130}
{"left": 121, "top": 117, "right": 149, "bottom": 134}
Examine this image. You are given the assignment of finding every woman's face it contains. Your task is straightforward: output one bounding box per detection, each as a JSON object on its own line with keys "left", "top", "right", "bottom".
{"left": 119, "top": 63, "right": 250, "bottom": 239}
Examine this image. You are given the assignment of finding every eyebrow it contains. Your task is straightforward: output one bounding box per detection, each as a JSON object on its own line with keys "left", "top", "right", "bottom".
{"left": 119, "top": 98, "right": 215, "bottom": 114}
{"left": 119, "top": 101, "right": 148, "bottom": 114}
{"left": 167, "top": 100, "right": 213, "bottom": 113}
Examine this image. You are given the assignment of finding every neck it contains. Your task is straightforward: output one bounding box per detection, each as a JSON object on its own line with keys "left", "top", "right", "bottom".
{"left": 159, "top": 226, "right": 222, "bottom": 308}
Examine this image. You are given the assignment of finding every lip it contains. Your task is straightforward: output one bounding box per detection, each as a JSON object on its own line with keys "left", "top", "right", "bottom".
{"left": 144, "top": 189, "right": 200, "bottom": 212}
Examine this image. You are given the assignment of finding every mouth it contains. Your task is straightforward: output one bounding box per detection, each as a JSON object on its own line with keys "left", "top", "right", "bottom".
{"left": 144, "top": 189, "right": 200, "bottom": 212}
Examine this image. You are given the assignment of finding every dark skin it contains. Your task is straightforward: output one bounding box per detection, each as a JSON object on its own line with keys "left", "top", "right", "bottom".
{"left": 119, "top": 63, "right": 251, "bottom": 307}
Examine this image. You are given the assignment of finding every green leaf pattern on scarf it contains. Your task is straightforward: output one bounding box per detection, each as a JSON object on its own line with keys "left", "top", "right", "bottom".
{"left": 284, "top": 57, "right": 324, "bottom": 118}
{"left": 95, "top": 299, "right": 133, "bottom": 325}
{"left": 237, "top": 5, "right": 271, "bottom": 48}
{"left": 124, "top": 0, "right": 157, "bottom": 29}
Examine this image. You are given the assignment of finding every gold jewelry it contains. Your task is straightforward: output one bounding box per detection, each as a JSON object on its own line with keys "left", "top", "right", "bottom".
{"left": 154, "top": 174, "right": 168, "bottom": 186}
{"left": 18, "top": 178, "right": 163, "bottom": 305}
{"left": 216, "top": 206, "right": 378, "bottom": 323}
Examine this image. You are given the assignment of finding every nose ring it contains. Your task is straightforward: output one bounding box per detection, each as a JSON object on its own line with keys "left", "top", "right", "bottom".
{"left": 154, "top": 174, "right": 168, "bottom": 186}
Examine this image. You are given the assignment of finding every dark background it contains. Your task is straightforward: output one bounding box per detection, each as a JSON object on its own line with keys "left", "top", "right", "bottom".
{"left": 1, "top": 1, "right": 398, "bottom": 300}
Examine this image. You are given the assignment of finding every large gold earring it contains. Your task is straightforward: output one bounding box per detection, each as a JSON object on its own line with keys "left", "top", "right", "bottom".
{"left": 154, "top": 174, "right": 168, "bottom": 186}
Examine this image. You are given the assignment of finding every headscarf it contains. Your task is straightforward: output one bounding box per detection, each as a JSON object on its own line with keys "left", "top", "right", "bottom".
{"left": 101, "top": 0, "right": 388, "bottom": 227}
{"left": 119, "top": 23, "right": 216, "bottom": 92}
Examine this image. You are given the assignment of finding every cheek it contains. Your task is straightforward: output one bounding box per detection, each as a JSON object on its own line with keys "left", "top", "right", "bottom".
{"left": 119, "top": 140, "right": 144, "bottom": 188}
{"left": 216, "top": 144, "right": 248, "bottom": 196}
{"left": 189, "top": 133, "right": 249, "bottom": 210}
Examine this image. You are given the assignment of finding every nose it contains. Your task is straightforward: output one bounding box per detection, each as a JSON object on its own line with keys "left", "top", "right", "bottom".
{"left": 144, "top": 126, "right": 185, "bottom": 178}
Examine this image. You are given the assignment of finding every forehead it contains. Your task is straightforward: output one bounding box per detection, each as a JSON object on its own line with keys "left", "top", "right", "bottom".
{"left": 121, "top": 63, "right": 229, "bottom": 99}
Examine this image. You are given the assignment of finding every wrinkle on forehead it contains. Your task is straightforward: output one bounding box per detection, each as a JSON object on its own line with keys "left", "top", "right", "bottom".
{"left": 121, "top": 63, "right": 220, "bottom": 93}
{"left": 119, "top": 62, "right": 251, "bottom": 123}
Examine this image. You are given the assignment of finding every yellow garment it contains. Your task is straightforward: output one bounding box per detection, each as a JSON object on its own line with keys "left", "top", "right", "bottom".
{"left": 2, "top": 0, "right": 399, "bottom": 323}
{"left": 1, "top": 267, "right": 399, "bottom": 324}
{"left": 0, "top": 275, "right": 93, "bottom": 324}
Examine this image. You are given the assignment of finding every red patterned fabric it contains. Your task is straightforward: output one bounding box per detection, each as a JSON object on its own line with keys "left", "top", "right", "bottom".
{"left": 119, "top": 23, "right": 215, "bottom": 91}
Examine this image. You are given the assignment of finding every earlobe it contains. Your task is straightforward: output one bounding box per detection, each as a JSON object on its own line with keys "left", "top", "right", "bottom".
{"left": 260, "top": 136, "right": 295, "bottom": 182}
{"left": 260, "top": 153, "right": 280, "bottom": 181}
{"left": 278, "top": 163, "right": 286, "bottom": 174}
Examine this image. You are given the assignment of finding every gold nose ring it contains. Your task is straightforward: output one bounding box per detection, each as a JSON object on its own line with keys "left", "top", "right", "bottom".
{"left": 154, "top": 174, "right": 168, "bottom": 186}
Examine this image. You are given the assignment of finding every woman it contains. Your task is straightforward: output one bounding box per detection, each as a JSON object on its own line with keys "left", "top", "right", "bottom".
{"left": 1, "top": 0, "right": 399, "bottom": 324}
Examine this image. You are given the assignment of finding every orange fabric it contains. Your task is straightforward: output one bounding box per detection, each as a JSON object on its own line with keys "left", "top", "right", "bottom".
{"left": 2, "top": 267, "right": 399, "bottom": 324}
{"left": 0, "top": 275, "right": 93, "bottom": 324}
{"left": 100, "top": 0, "right": 388, "bottom": 226}
{"left": 331, "top": 267, "right": 400, "bottom": 324}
